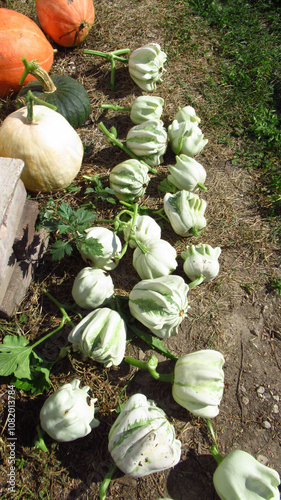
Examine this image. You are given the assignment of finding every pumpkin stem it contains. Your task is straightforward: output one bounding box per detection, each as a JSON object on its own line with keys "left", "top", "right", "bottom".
{"left": 98, "top": 121, "right": 157, "bottom": 174}
{"left": 188, "top": 274, "right": 205, "bottom": 288}
{"left": 124, "top": 355, "right": 175, "bottom": 383}
{"left": 197, "top": 181, "right": 207, "bottom": 191}
{"left": 114, "top": 203, "right": 139, "bottom": 261}
{"left": 99, "top": 462, "right": 117, "bottom": 500}
{"left": 19, "top": 57, "right": 57, "bottom": 93}
{"left": 190, "top": 226, "right": 200, "bottom": 237}
{"left": 100, "top": 103, "right": 131, "bottom": 112}
{"left": 25, "top": 90, "right": 57, "bottom": 123}
{"left": 84, "top": 49, "right": 130, "bottom": 90}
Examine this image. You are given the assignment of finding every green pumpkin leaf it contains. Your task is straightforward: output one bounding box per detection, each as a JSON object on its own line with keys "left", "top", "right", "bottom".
{"left": 79, "top": 237, "right": 104, "bottom": 258}
{"left": 12, "top": 353, "right": 52, "bottom": 394}
{"left": 0, "top": 335, "right": 32, "bottom": 379}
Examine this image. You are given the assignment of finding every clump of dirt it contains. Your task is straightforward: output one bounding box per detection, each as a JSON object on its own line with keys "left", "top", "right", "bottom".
{"left": 0, "top": 1, "right": 280, "bottom": 499}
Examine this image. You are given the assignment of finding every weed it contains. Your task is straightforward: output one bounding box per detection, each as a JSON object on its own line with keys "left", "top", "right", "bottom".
{"left": 39, "top": 201, "right": 103, "bottom": 261}
{"left": 268, "top": 276, "right": 281, "bottom": 295}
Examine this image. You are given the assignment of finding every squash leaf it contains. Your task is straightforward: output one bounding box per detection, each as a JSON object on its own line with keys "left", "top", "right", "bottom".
{"left": 79, "top": 237, "right": 104, "bottom": 258}
{"left": 0, "top": 335, "right": 32, "bottom": 379}
{"left": 12, "top": 352, "right": 53, "bottom": 394}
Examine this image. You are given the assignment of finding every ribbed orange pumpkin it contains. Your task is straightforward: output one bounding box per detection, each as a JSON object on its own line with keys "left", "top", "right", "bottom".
{"left": 35, "top": 0, "right": 95, "bottom": 48}
{"left": 0, "top": 8, "right": 54, "bottom": 98}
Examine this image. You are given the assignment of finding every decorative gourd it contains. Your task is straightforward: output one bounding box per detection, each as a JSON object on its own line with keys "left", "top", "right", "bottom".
{"left": 72, "top": 267, "right": 114, "bottom": 309}
{"left": 0, "top": 93, "right": 84, "bottom": 193}
{"left": 68, "top": 307, "right": 127, "bottom": 367}
{"left": 40, "top": 379, "right": 100, "bottom": 442}
{"left": 0, "top": 8, "right": 53, "bottom": 97}
{"left": 17, "top": 58, "right": 91, "bottom": 129}
{"left": 79, "top": 227, "right": 122, "bottom": 271}
{"left": 132, "top": 238, "right": 178, "bottom": 280}
{"left": 123, "top": 215, "right": 161, "bottom": 248}
{"left": 172, "top": 350, "right": 225, "bottom": 418}
{"left": 213, "top": 449, "right": 280, "bottom": 500}
{"left": 35, "top": 0, "right": 95, "bottom": 47}
{"left": 108, "top": 393, "right": 181, "bottom": 478}
{"left": 109, "top": 159, "right": 150, "bottom": 202}
{"left": 129, "top": 275, "right": 189, "bottom": 339}
{"left": 126, "top": 119, "right": 168, "bottom": 167}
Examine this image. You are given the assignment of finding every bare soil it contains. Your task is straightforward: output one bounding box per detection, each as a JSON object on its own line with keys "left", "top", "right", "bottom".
{"left": 0, "top": 1, "right": 280, "bottom": 499}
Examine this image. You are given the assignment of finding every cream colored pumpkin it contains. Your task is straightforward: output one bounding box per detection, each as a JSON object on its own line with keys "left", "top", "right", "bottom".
{"left": 0, "top": 105, "right": 84, "bottom": 192}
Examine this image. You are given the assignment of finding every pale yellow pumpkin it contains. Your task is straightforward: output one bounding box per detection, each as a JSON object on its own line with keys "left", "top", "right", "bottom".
{"left": 0, "top": 105, "right": 84, "bottom": 192}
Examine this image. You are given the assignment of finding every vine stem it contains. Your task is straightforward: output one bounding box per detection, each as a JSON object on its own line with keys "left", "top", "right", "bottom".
{"left": 118, "top": 202, "right": 149, "bottom": 259}
{"left": 99, "top": 462, "right": 117, "bottom": 500}
{"left": 100, "top": 103, "right": 131, "bottom": 112}
{"left": 98, "top": 122, "right": 158, "bottom": 174}
{"left": 205, "top": 419, "right": 224, "bottom": 464}
{"left": 210, "top": 445, "right": 224, "bottom": 465}
{"left": 29, "top": 290, "right": 76, "bottom": 350}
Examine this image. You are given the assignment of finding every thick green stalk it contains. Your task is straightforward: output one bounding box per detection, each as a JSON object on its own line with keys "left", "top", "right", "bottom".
{"left": 19, "top": 57, "right": 56, "bottom": 92}
{"left": 25, "top": 90, "right": 57, "bottom": 123}
{"left": 125, "top": 354, "right": 174, "bottom": 383}
{"left": 34, "top": 426, "right": 48, "bottom": 453}
{"left": 131, "top": 237, "right": 148, "bottom": 254}
{"left": 188, "top": 274, "right": 205, "bottom": 288}
{"left": 84, "top": 48, "right": 130, "bottom": 61}
{"left": 152, "top": 207, "right": 170, "bottom": 223}
{"left": 197, "top": 182, "right": 207, "bottom": 191}
{"left": 115, "top": 203, "right": 139, "bottom": 260}
{"left": 100, "top": 103, "right": 131, "bottom": 112}
{"left": 84, "top": 49, "right": 130, "bottom": 90}
{"left": 98, "top": 122, "right": 157, "bottom": 174}
{"left": 175, "top": 137, "right": 183, "bottom": 155}
{"left": 190, "top": 226, "right": 200, "bottom": 237}
{"left": 210, "top": 445, "right": 224, "bottom": 465}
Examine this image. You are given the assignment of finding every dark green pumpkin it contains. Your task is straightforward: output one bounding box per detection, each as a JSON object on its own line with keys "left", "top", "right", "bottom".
{"left": 16, "top": 58, "right": 91, "bottom": 129}
{"left": 17, "top": 75, "right": 91, "bottom": 129}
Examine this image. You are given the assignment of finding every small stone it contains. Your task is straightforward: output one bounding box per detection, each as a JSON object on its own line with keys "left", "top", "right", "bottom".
{"left": 257, "top": 454, "right": 269, "bottom": 466}
{"left": 262, "top": 421, "right": 271, "bottom": 429}
{"left": 273, "top": 395, "right": 279, "bottom": 402}
{"left": 242, "top": 396, "right": 249, "bottom": 405}
{"left": 272, "top": 404, "right": 279, "bottom": 414}
{"left": 257, "top": 386, "right": 265, "bottom": 394}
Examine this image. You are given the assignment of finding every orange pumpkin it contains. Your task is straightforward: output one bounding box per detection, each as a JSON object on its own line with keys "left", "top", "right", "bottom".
{"left": 0, "top": 8, "right": 54, "bottom": 98}
{"left": 35, "top": 0, "right": 95, "bottom": 48}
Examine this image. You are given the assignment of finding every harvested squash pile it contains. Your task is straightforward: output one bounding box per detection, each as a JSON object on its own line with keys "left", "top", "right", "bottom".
{"left": 0, "top": 2, "right": 280, "bottom": 500}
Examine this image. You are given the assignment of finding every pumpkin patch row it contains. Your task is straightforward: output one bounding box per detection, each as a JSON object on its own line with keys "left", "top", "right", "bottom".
{"left": 1, "top": 5, "right": 280, "bottom": 500}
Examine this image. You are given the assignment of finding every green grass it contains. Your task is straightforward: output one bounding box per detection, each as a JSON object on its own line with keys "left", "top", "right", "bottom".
{"left": 164, "top": 0, "right": 281, "bottom": 221}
